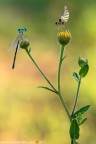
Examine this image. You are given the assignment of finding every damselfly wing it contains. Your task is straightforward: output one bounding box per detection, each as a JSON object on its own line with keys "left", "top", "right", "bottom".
{"left": 55, "top": 6, "right": 69, "bottom": 26}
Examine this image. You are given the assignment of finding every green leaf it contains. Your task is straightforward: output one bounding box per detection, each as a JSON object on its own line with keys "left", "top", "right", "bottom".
{"left": 76, "top": 113, "right": 83, "bottom": 124}
{"left": 73, "top": 72, "right": 80, "bottom": 82}
{"left": 38, "top": 86, "right": 58, "bottom": 94}
{"left": 76, "top": 113, "right": 87, "bottom": 126}
{"left": 72, "top": 105, "right": 90, "bottom": 119}
{"left": 70, "top": 119, "right": 80, "bottom": 139}
{"left": 62, "top": 55, "right": 67, "bottom": 61}
{"left": 79, "top": 64, "right": 89, "bottom": 77}
{"left": 79, "top": 118, "right": 87, "bottom": 126}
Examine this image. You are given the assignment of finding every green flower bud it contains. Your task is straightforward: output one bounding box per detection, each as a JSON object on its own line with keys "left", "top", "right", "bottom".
{"left": 78, "top": 57, "right": 88, "bottom": 68}
{"left": 20, "top": 40, "right": 30, "bottom": 49}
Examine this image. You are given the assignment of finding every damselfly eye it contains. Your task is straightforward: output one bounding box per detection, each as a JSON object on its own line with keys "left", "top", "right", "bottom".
{"left": 18, "top": 28, "right": 20, "bottom": 32}
{"left": 18, "top": 28, "right": 27, "bottom": 33}
{"left": 24, "top": 28, "right": 27, "bottom": 31}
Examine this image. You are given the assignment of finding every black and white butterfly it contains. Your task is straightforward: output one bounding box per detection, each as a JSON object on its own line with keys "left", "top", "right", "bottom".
{"left": 55, "top": 6, "right": 69, "bottom": 26}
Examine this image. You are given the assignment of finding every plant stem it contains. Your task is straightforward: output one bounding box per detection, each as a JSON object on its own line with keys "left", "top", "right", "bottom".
{"left": 71, "top": 139, "right": 77, "bottom": 144}
{"left": 25, "top": 48, "right": 58, "bottom": 93}
{"left": 25, "top": 46, "right": 71, "bottom": 121}
{"left": 59, "top": 93, "right": 71, "bottom": 122}
{"left": 71, "top": 76, "right": 82, "bottom": 116}
{"left": 57, "top": 45, "right": 71, "bottom": 122}
{"left": 58, "top": 45, "right": 64, "bottom": 93}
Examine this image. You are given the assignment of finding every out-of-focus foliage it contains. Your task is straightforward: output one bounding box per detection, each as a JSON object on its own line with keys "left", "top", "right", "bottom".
{"left": 0, "top": 0, "right": 96, "bottom": 143}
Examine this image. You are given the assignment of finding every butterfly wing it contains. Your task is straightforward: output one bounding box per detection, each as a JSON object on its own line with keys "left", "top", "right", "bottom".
{"left": 61, "top": 6, "right": 69, "bottom": 23}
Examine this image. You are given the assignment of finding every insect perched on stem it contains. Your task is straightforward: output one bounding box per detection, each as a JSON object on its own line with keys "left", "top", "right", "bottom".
{"left": 9, "top": 28, "right": 27, "bottom": 69}
{"left": 55, "top": 6, "right": 69, "bottom": 28}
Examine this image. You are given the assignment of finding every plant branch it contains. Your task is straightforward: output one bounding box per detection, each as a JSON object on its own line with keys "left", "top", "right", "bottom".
{"left": 71, "top": 77, "right": 82, "bottom": 117}
{"left": 38, "top": 86, "right": 58, "bottom": 94}
{"left": 25, "top": 48, "right": 58, "bottom": 93}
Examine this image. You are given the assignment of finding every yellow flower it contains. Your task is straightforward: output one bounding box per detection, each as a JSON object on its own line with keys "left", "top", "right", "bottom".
{"left": 58, "top": 30, "right": 71, "bottom": 45}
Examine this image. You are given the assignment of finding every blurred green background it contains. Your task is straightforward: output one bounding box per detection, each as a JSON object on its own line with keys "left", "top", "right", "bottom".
{"left": 0, "top": 0, "right": 96, "bottom": 143}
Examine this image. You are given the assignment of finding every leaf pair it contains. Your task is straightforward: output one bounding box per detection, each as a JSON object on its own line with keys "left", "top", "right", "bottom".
{"left": 72, "top": 105, "right": 90, "bottom": 119}
{"left": 73, "top": 57, "right": 89, "bottom": 82}
{"left": 70, "top": 105, "right": 90, "bottom": 143}
{"left": 72, "top": 105, "right": 90, "bottom": 126}
{"left": 70, "top": 119, "right": 79, "bottom": 143}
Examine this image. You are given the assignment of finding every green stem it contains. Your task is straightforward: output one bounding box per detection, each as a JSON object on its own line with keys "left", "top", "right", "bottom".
{"left": 25, "top": 46, "right": 71, "bottom": 121}
{"left": 71, "top": 77, "right": 82, "bottom": 116}
{"left": 58, "top": 45, "right": 65, "bottom": 93}
{"left": 57, "top": 45, "right": 71, "bottom": 122}
{"left": 25, "top": 48, "right": 58, "bottom": 93}
{"left": 59, "top": 93, "right": 71, "bottom": 122}
{"left": 71, "top": 139, "right": 77, "bottom": 144}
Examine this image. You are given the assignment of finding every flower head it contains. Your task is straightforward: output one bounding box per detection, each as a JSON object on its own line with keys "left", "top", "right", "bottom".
{"left": 20, "top": 39, "right": 30, "bottom": 49}
{"left": 78, "top": 57, "right": 88, "bottom": 68}
{"left": 58, "top": 30, "right": 71, "bottom": 46}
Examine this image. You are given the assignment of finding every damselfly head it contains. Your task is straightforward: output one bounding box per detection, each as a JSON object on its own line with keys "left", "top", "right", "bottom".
{"left": 18, "top": 28, "right": 27, "bottom": 34}
{"left": 9, "top": 28, "right": 28, "bottom": 51}
{"left": 55, "top": 6, "right": 69, "bottom": 26}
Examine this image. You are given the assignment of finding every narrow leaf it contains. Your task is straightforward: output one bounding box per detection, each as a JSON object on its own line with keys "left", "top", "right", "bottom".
{"left": 62, "top": 55, "right": 67, "bottom": 61}
{"left": 73, "top": 72, "right": 80, "bottom": 82}
{"left": 72, "top": 105, "right": 90, "bottom": 118}
{"left": 79, "top": 118, "right": 87, "bottom": 126}
{"left": 70, "top": 119, "right": 80, "bottom": 139}
{"left": 79, "top": 64, "right": 89, "bottom": 77}
{"left": 38, "top": 86, "right": 58, "bottom": 94}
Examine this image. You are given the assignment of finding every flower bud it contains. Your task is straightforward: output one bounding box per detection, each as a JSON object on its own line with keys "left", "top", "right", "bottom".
{"left": 58, "top": 30, "right": 71, "bottom": 45}
{"left": 78, "top": 57, "right": 88, "bottom": 68}
{"left": 20, "top": 40, "right": 30, "bottom": 49}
